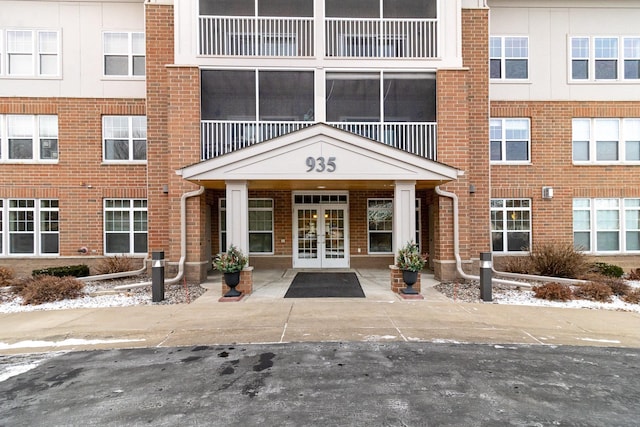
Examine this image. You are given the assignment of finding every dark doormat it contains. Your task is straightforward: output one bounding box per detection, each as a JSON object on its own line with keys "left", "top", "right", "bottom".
{"left": 284, "top": 272, "right": 365, "bottom": 298}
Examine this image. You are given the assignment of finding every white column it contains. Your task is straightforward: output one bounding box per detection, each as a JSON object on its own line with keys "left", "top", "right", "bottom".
{"left": 225, "top": 180, "right": 249, "bottom": 260}
{"left": 393, "top": 180, "right": 416, "bottom": 254}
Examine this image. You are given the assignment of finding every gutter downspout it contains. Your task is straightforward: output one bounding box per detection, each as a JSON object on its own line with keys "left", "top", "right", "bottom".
{"left": 113, "top": 186, "right": 205, "bottom": 290}
{"left": 435, "top": 185, "right": 528, "bottom": 287}
{"left": 78, "top": 258, "right": 149, "bottom": 282}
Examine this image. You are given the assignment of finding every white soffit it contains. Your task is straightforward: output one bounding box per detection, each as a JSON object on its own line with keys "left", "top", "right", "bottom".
{"left": 180, "top": 124, "right": 459, "bottom": 182}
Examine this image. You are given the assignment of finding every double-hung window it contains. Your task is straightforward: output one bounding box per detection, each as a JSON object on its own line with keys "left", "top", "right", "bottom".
{"left": 490, "top": 118, "right": 530, "bottom": 162}
{"left": 219, "top": 198, "right": 274, "bottom": 254}
{"left": 571, "top": 36, "right": 640, "bottom": 81}
{"left": 1, "top": 199, "right": 59, "bottom": 255}
{"left": 572, "top": 118, "right": 640, "bottom": 163}
{"left": 573, "top": 198, "right": 640, "bottom": 253}
{"left": 491, "top": 199, "right": 531, "bottom": 252}
{"left": 368, "top": 199, "right": 393, "bottom": 253}
{"left": 103, "top": 32, "right": 145, "bottom": 77}
{"left": 490, "top": 36, "right": 529, "bottom": 80}
{"left": 3, "top": 29, "right": 59, "bottom": 77}
{"left": 104, "top": 199, "right": 147, "bottom": 255}
{"left": 0, "top": 115, "right": 58, "bottom": 162}
{"left": 103, "top": 116, "right": 147, "bottom": 162}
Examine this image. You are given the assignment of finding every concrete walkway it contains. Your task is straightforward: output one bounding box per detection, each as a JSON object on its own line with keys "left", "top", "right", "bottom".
{"left": 1, "top": 269, "right": 640, "bottom": 355}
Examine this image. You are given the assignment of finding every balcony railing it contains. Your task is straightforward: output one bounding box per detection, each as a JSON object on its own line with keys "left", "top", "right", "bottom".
{"left": 198, "top": 16, "right": 437, "bottom": 58}
{"left": 326, "top": 18, "right": 438, "bottom": 58}
{"left": 201, "top": 120, "right": 437, "bottom": 161}
{"left": 199, "top": 16, "right": 315, "bottom": 56}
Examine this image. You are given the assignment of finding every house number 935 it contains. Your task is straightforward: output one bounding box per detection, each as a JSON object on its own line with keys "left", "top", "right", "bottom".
{"left": 306, "top": 156, "right": 336, "bottom": 173}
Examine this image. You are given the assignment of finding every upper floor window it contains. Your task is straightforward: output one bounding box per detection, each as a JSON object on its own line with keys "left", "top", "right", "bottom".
{"left": 0, "top": 199, "right": 59, "bottom": 256}
{"left": 490, "top": 118, "right": 530, "bottom": 163}
{"left": 572, "top": 118, "right": 640, "bottom": 164}
{"left": 490, "top": 36, "right": 528, "bottom": 80}
{"left": 1, "top": 29, "right": 59, "bottom": 77}
{"left": 571, "top": 36, "right": 640, "bottom": 81}
{"left": 103, "top": 32, "right": 145, "bottom": 77}
{"left": 491, "top": 199, "right": 531, "bottom": 253}
{"left": 199, "top": 0, "right": 313, "bottom": 17}
{"left": 0, "top": 115, "right": 58, "bottom": 162}
{"left": 103, "top": 116, "right": 147, "bottom": 162}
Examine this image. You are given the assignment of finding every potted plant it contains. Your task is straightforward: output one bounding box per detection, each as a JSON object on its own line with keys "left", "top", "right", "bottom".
{"left": 396, "top": 241, "right": 428, "bottom": 294}
{"left": 213, "top": 245, "right": 247, "bottom": 297}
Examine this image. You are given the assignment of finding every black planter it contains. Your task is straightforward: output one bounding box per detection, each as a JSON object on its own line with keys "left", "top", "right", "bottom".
{"left": 401, "top": 270, "right": 419, "bottom": 295}
{"left": 223, "top": 271, "right": 242, "bottom": 297}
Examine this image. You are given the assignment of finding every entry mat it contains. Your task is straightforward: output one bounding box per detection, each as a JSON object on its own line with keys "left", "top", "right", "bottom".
{"left": 284, "top": 272, "right": 365, "bottom": 298}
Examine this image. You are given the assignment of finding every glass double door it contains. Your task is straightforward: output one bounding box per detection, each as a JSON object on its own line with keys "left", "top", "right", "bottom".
{"left": 294, "top": 205, "right": 348, "bottom": 268}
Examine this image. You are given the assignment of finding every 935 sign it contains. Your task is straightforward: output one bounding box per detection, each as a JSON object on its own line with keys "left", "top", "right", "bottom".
{"left": 306, "top": 156, "right": 336, "bottom": 173}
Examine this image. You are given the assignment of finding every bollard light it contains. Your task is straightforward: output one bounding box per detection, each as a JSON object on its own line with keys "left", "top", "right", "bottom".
{"left": 152, "top": 251, "right": 165, "bottom": 302}
{"left": 480, "top": 252, "right": 492, "bottom": 302}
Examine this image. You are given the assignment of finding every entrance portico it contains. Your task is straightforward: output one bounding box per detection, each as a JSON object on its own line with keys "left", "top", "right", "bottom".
{"left": 179, "top": 124, "right": 459, "bottom": 271}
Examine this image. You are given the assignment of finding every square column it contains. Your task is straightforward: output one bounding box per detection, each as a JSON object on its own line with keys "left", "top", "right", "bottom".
{"left": 393, "top": 180, "right": 416, "bottom": 254}
{"left": 225, "top": 180, "right": 249, "bottom": 258}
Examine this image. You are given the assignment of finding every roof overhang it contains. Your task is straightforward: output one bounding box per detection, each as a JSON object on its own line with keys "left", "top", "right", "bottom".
{"left": 179, "top": 124, "right": 460, "bottom": 190}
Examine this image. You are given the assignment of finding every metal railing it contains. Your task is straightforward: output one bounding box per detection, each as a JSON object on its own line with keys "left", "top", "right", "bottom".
{"left": 199, "top": 16, "right": 314, "bottom": 56}
{"left": 201, "top": 120, "right": 437, "bottom": 160}
{"left": 326, "top": 18, "right": 438, "bottom": 58}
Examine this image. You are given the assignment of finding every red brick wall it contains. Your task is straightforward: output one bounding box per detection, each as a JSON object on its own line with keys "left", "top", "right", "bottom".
{"left": 491, "top": 101, "right": 640, "bottom": 247}
{"left": 0, "top": 97, "right": 146, "bottom": 259}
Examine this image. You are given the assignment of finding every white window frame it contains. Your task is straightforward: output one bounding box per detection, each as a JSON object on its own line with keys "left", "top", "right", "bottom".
{"left": 573, "top": 198, "right": 640, "bottom": 254}
{"left": 104, "top": 199, "right": 148, "bottom": 255}
{"left": 0, "top": 115, "right": 59, "bottom": 163}
{"left": 102, "top": 116, "right": 147, "bottom": 163}
{"left": 367, "top": 198, "right": 394, "bottom": 254}
{"left": 219, "top": 198, "right": 274, "bottom": 254}
{"left": 1, "top": 199, "right": 59, "bottom": 256}
{"left": 415, "top": 198, "right": 421, "bottom": 252}
{"left": 102, "top": 31, "right": 145, "bottom": 78}
{"left": 490, "top": 199, "right": 532, "bottom": 253}
{"left": 490, "top": 118, "right": 531, "bottom": 163}
{"left": 570, "top": 36, "right": 640, "bottom": 82}
{"left": 490, "top": 36, "right": 529, "bottom": 81}
{"left": 2, "top": 29, "right": 60, "bottom": 77}
{"left": 572, "top": 118, "right": 640, "bottom": 164}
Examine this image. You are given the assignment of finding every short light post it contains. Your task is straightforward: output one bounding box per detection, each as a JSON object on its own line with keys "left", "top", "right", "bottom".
{"left": 480, "top": 252, "right": 492, "bottom": 302}
{"left": 152, "top": 251, "right": 165, "bottom": 302}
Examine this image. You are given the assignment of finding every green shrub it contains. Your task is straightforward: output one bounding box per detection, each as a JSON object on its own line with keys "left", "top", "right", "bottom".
{"left": 532, "top": 282, "right": 573, "bottom": 301}
{"left": 12, "top": 275, "right": 85, "bottom": 305}
{"left": 32, "top": 264, "right": 90, "bottom": 278}
{"left": 0, "top": 266, "right": 14, "bottom": 287}
{"left": 502, "top": 256, "right": 534, "bottom": 274}
{"left": 574, "top": 282, "right": 613, "bottom": 303}
{"left": 590, "top": 262, "right": 624, "bottom": 278}
{"left": 623, "top": 289, "right": 640, "bottom": 304}
{"left": 529, "top": 242, "right": 589, "bottom": 278}
{"left": 95, "top": 256, "right": 136, "bottom": 274}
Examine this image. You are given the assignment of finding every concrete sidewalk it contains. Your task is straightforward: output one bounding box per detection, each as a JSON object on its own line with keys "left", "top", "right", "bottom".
{"left": 1, "top": 269, "right": 639, "bottom": 355}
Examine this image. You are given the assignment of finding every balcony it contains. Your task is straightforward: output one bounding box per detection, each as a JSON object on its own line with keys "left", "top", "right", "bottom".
{"left": 200, "top": 120, "right": 437, "bottom": 160}
{"left": 198, "top": 16, "right": 437, "bottom": 59}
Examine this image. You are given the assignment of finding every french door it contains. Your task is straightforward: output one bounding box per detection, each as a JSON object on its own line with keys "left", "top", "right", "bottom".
{"left": 294, "top": 205, "right": 349, "bottom": 268}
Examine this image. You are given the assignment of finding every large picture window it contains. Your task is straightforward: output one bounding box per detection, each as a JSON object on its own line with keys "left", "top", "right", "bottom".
{"left": 572, "top": 118, "right": 640, "bottom": 163}
{"left": 571, "top": 36, "right": 640, "bottom": 81}
{"left": 103, "top": 116, "right": 147, "bottom": 162}
{"left": 104, "top": 199, "right": 147, "bottom": 254}
{"left": 491, "top": 199, "right": 531, "bottom": 252}
{"left": 490, "top": 36, "right": 529, "bottom": 80}
{"left": 0, "top": 199, "right": 58, "bottom": 255}
{"left": 0, "top": 115, "right": 58, "bottom": 162}
{"left": 103, "top": 32, "right": 145, "bottom": 77}
{"left": 573, "top": 198, "right": 640, "bottom": 253}
{"left": 490, "top": 118, "right": 530, "bottom": 162}
{"left": 219, "top": 198, "right": 274, "bottom": 254}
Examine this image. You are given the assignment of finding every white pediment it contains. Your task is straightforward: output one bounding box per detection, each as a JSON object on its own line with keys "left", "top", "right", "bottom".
{"left": 180, "top": 124, "right": 459, "bottom": 182}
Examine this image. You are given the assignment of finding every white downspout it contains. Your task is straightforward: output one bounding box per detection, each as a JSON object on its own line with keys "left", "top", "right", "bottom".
{"left": 113, "top": 186, "right": 205, "bottom": 290}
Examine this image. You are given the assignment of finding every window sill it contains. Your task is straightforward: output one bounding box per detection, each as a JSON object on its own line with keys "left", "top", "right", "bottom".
{"left": 490, "top": 161, "right": 532, "bottom": 165}
{"left": 489, "top": 79, "right": 531, "bottom": 84}
{"left": 572, "top": 162, "right": 640, "bottom": 166}
{"left": 101, "top": 76, "right": 146, "bottom": 81}
{"left": 0, "top": 160, "right": 59, "bottom": 164}
{"left": 102, "top": 161, "right": 147, "bottom": 165}
{"left": 0, "top": 75, "right": 62, "bottom": 80}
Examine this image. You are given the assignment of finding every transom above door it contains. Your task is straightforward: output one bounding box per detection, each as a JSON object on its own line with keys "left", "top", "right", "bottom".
{"left": 293, "top": 193, "right": 349, "bottom": 269}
